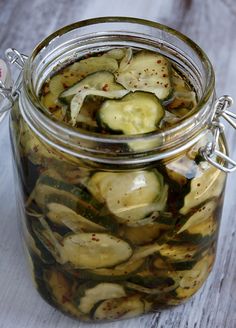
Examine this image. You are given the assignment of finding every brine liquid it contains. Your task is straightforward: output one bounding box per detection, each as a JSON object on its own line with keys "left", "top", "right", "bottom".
{"left": 40, "top": 47, "right": 197, "bottom": 132}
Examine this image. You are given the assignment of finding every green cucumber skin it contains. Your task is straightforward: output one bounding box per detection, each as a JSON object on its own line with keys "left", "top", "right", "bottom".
{"left": 38, "top": 175, "right": 100, "bottom": 208}
{"left": 166, "top": 233, "right": 214, "bottom": 246}
{"left": 64, "top": 259, "right": 145, "bottom": 282}
{"left": 26, "top": 218, "right": 56, "bottom": 264}
{"left": 97, "top": 91, "right": 164, "bottom": 135}
{"left": 128, "top": 275, "right": 175, "bottom": 289}
{"left": 174, "top": 197, "right": 219, "bottom": 234}
{"left": 169, "top": 260, "right": 198, "bottom": 271}
{"left": 60, "top": 70, "right": 125, "bottom": 99}
{"left": 37, "top": 176, "right": 119, "bottom": 233}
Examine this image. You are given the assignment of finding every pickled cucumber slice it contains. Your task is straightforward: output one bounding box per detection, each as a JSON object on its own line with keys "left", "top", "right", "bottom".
{"left": 116, "top": 50, "right": 172, "bottom": 100}
{"left": 120, "top": 223, "right": 162, "bottom": 245}
{"left": 171, "top": 254, "right": 214, "bottom": 299}
{"left": 76, "top": 283, "right": 126, "bottom": 314}
{"left": 180, "top": 165, "right": 226, "bottom": 215}
{"left": 87, "top": 170, "right": 167, "bottom": 225}
{"left": 45, "top": 270, "right": 87, "bottom": 320}
{"left": 129, "top": 269, "right": 175, "bottom": 289}
{"left": 41, "top": 54, "right": 119, "bottom": 112}
{"left": 92, "top": 295, "right": 150, "bottom": 320}
{"left": 87, "top": 258, "right": 144, "bottom": 281}
{"left": 165, "top": 155, "right": 198, "bottom": 185}
{"left": 105, "top": 48, "right": 127, "bottom": 60}
{"left": 60, "top": 71, "right": 125, "bottom": 99}
{"left": 60, "top": 233, "right": 133, "bottom": 269}
{"left": 60, "top": 71, "right": 128, "bottom": 126}
{"left": 98, "top": 91, "right": 164, "bottom": 135}
{"left": 46, "top": 202, "right": 106, "bottom": 232}
{"left": 125, "top": 281, "right": 177, "bottom": 295}
{"left": 172, "top": 216, "right": 217, "bottom": 246}
{"left": 168, "top": 67, "right": 197, "bottom": 117}
{"left": 66, "top": 55, "right": 118, "bottom": 79}
{"left": 159, "top": 244, "right": 200, "bottom": 262}
{"left": 33, "top": 175, "right": 119, "bottom": 232}
{"left": 177, "top": 200, "right": 217, "bottom": 234}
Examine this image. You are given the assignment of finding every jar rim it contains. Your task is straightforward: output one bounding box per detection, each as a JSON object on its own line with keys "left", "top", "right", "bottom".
{"left": 21, "top": 17, "right": 215, "bottom": 164}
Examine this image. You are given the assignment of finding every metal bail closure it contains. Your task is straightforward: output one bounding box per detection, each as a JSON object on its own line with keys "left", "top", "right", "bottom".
{"left": 0, "top": 48, "right": 27, "bottom": 121}
{"left": 200, "top": 95, "right": 236, "bottom": 173}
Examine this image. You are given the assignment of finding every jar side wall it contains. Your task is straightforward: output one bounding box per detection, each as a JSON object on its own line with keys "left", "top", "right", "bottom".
{"left": 10, "top": 100, "right": 227, "bottom": 320}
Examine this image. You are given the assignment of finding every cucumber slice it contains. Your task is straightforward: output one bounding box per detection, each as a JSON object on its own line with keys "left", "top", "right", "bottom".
{"left": 60, "top": 233, "right": 133, "bottom": 269}
{"left": 87, "top": 258, "right": 144, "bottom": 281}
{"left": 116, "top": 50, "right": 172, "bottom": 100}
{"left": 60, "top": 71, "right": 128, "bottom": 126}
{"left": 87, "top": 170, "right": 167, "bottom": 225}
{"left": 92, "top": 295, "right": 150, "bottom": 321}
{"left": 76, "top": 282, "right": 126, "bottom": 314}
{"left": 186, "top": 215, "right": 217, "bottom": 237}
{"left": 125, "top": 281, "right": 177, "bottom": 295}
{"left": 159, "top": 244, "right": 202, "bottom": 270}
{"left": 98, "top": 91, "right": 164, "bottom": 135}
{"left": 171, "top": 254, "right": 214, "bottom": 299}
{"left": 105, "top": 48, "right": 127, "bottom": 60}
{"left": 20, "top": 120, "right": 82, "bottom": 166}
{"left": 46, "top": 202, "right": 106, "bottom": 232}
{"left": 167, "top": 67, "right": 197, "bottom": 117}
{"left": 32, "top": 219, "right": 63, "bottom": 263}
{"left": 120, "top": 223, "right": 161, "bottom": 245}
{"left": 170, "top": 216, "right": 217, "bottom": 246}
{"left": 168, "top": 91, "right": 196, "bottom": 113}
{"left": 130, "top": 243, "right": 162, "bottom": 262}
{"left": 41, "top": 54, "right": 119, "bottom": 112}
{"left": 64, "top": 55, "right": 118, "bottom": 81}
{"left": 33, "top": 175, "right": 119, "bottom": 232}
{"left": 165, "top": 155, "right": 198, "bottom": 185}
{"left": 177, "top": 200, "right": 217, "bottom": 233}
{"left": 45, "top": 269, "right": 87, "bottom": 320}
{"left": 180, "top": 165, "right": 226, "bottom": 215}
{"left": 129, "top": 270, "right": 175, "bottom": 289}
{"left": 60, "top": 71, "right": 125, "bottom": 99}
{"left": 159, "top": 244, "right": 200, "bottom": 262}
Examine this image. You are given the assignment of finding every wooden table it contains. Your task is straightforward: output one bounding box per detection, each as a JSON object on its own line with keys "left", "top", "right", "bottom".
{"left": 0, "top": 1, "right": 236, "bottom": 327}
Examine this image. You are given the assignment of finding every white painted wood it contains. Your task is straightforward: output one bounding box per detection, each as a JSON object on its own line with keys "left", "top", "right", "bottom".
{"left": 0, "top": 1, "right": 236, "bottom": 327}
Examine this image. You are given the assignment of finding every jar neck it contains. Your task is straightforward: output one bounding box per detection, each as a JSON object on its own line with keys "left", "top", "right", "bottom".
{"left": 19, "top": 17, "right": 215, "bottom": 165}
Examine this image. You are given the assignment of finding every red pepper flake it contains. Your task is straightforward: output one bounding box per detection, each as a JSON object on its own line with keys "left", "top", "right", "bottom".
{"left": 157, "top": 60, "right": 162, "bottom": 64}
{"left": 33, "top": 145, "right": 39, "bottom": 153}
{"left": 92, "top": 237, "right": 100, "bottom": 242}
{"left": 102, "top": 84, "right": 109, "bottom": 91}
{"left": 62, "top": 295, "right": 70, "bottom": 304}
{"left": 62, "top": 83, "right": 68, "bottom": 88}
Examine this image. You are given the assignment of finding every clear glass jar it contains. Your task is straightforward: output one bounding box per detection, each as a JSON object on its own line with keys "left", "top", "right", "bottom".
{"left": 0, "top": 17, "right": 235, "bottom": 323}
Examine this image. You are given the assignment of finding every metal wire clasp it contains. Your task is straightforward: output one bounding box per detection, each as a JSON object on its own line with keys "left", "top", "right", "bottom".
{"left": 0, "top": 48, "right": 27, "bottom": 119}
{"left": 200, "top": 95, "right": 236, "bottom": 173}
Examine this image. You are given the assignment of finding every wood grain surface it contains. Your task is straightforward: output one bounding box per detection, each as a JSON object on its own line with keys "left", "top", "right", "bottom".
{"left": 0, "top": 1, "right": 236, "bottom": 327}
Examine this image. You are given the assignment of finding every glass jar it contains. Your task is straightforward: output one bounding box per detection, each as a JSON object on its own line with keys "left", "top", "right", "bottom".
{"left": 1, "top": 17, "right": 236, "bottom": 323}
